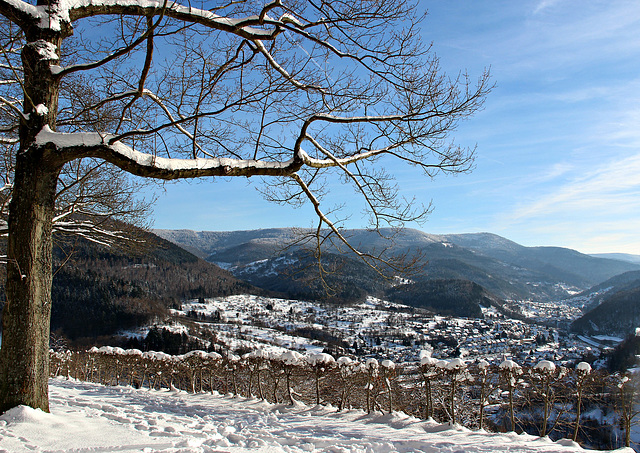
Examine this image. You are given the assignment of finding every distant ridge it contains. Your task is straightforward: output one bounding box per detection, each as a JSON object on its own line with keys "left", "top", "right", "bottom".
{"left": 153, "top": 228, "right": 297, "bottom": 259}
{"left": 154, "top": 228, "right": 640, "bottom": 303}
{"left": 591, "top": 253, "right": 640, "bottom": 265}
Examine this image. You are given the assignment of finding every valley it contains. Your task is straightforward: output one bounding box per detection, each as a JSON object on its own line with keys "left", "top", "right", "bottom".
{"left": 146, "top": 227, "right": 640, "bottom": 369}
{"left": 8, "top": 226, "right": 637, "bottom": 375}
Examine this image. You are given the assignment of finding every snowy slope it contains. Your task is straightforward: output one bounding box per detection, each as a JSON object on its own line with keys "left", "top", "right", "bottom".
{"left": 0, "top": 378, "right": 629, "bottom": 453}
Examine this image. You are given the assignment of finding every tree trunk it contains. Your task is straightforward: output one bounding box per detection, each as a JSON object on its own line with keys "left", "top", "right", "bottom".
{"left": 0, "top": 147, "right": 61, "bottom": 413}
{"left": 315, "top": 369, "right": 321, "bottom": 406}
{"left": 479, "top": 386, "right": 485, "bottom": 430}
{"left": 572, "top": 387, "right": 582, "bottom": 442}
{"left": 450, "top": 375, "right": 456, "bottom": 425}
{"left": 285, "top": 370, "right": 293, "bottom": 405}
{"left": 0, "top": 19, "right": 65, "bottom": 413}
{"left": 509, "top": 385, "right": 516, "bottom": 432}
{"left": 423, "top": 376, "right": 433, "bottom": 419}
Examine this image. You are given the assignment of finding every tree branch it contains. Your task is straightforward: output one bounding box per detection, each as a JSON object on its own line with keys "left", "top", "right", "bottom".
{"left": 0, "top": 0, "right": 39, "bottom": 29}
{"left": 68, "top": 1, "right": 280, "bottom": 40}
{"left": 36, "top": 126, "right": 303, "bottom": 179}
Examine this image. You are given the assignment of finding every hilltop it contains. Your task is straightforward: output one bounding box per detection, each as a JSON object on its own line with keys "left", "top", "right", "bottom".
{"left": 156, "top": 228, "right": 640, "bottom": 303}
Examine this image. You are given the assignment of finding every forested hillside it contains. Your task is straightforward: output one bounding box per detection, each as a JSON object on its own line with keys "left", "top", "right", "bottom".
{"left": 232, "top": 249, "right": 388, "bottom": 304}
{"left": 384, "top": 278, "right": 502, "bottom": 318}
{"left": 0, "top": 231, "right": 259, "bottom": 345}
{"left": 571, "top": 285, "right": 640, "bottom": 336}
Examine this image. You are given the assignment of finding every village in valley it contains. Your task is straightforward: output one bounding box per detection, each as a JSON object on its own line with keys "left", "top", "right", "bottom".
{"left": 140, "top": 293, "right": 617, "bottom": 370}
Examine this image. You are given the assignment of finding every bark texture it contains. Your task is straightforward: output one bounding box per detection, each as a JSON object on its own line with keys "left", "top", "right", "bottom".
{"left": 0, "top": 147, "right": 60, "bottom": 413}
{"left": 0, "top": 17, "right": 65, "bottom": 412}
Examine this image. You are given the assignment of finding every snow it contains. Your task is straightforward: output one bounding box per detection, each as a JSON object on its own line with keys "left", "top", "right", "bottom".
{"left": 28, "top": 40, "right": 58, "bottom": 61}
{"left": 534, "top": 360, "right": 556, "bottom": 373}
{"left": 576, "top": 362, "right": 592, "bottom": 373}
{"left": 380, "top": 359, "right": 395, "bottom": 369}
{"left": 307, "top": 352, "right": 335, "bottom": 366}
{"left": 35, "top": 126, "right": 296, "bottom": 173}
{"left": 592, "top": 335, "right": 624, "bottom": 343}
{"left": 446, "top": 358, "right": 466, "bottom": 370}
{"left": 34, "top": 104, "right": 49, "bottom": 115}
{"left": 577, "top": 335, "right": 602, "bottom": 348}
{"left": 0, "top": 378, "right": 624, "bottom": 453}
{"left": 281, "top": 350, "right": 304, "bottom": 365}
{"left": 279, "top": 13, "right": 303, "bottom": 28}
{"left": 336, "top": 356, "right": 354, "bottom": 367}
{"left": 499, "top": 359, "right": 521, "bottom": 371}
{"left": 12, "top": 0, "right": 278, "bottom": 36}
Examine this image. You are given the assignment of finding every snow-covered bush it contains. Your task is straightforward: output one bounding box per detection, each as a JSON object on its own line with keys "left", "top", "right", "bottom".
{"left": 442, "top": 358, "right": 468, "bottom": 425}
{"left": 244, "top": 349, "right": 269, "bottom": 399}
{"left": 182, "top": 350, "right": 209, "bottom": 393}
{"left": 380, "top": 359, "right": 397, "bottom": 414}
{"left": 499, "top": 359, "right": 522, "bottom": 432}
{"left": 475, "top": 359, "right": 493, "bottom": 430}
{"left": 572, "top": 361, "right": 592, "bottom": 442}
{"left": 419, "top": 349, "right": 440, "bottom": 420}
{"left": 280, "top": 350, "right": 305, "bottom": 405}
{"left": 615, "top": 372, "right": 640, "bottom": 448}
{"left": 529, "top": 360, "right": 566, "bottom": 437}
{"left": 307, "top": 353, "right": 336, "bottom": 406}
{"left": 336, "top": 356, "right": 360, "bottom": 411}
{"left": 222, "top": 353, "right": 241, "bottom": 395}
{"left": 363, "top": 358, "right": 379, "bottom": 413}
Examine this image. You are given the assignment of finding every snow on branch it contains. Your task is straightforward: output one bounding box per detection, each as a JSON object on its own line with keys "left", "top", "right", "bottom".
{"left": 0, "top": 0, "right": 39, "bottom": 28}
{"left": 0, "top": 0, "right": 289, "bottom": 39}
{"left": 36, "top": 126, "right": 302, "bottom": 179}
{"left": 67, "top": 0, "right": 280, "bottom": 39}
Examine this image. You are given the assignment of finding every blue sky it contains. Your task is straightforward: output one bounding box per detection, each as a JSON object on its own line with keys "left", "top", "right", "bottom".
{"left": 149, "top": 0, "right": 640, "bottom": 255}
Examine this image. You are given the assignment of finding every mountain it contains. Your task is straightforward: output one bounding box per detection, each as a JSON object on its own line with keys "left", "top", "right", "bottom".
{"left": 576, "top": 270, "right": 640, "bottom": 311}
{"left": 442, "top": 233, "right": 637, "bottom": 288}
{"left": 570, "top": 285, "right": 640, "bottom": 336}
{"left": 570, "top": 270, "right": 640, "bottom": 336}
{"left": 230, "top": 248, "right": 388, "bottom": 304}
{"left": 155, "top": 228, "right": 640, "bottom": 303}
{"left": 154, "top": 228, "right": 295, "bottom": 260}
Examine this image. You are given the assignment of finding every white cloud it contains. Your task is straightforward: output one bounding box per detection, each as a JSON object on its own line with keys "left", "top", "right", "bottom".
{"left": 510, "top": 152, "right": 640, "bottom": 221}
{"left": 478, "top": 1, "right": 640, "bottom": 78}
{"left": 533, "top": 0, "right": 563, "bottom": 15}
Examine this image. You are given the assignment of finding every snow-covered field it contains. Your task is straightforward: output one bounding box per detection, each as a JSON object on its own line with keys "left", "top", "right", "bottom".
{"left": 0, "top": 378, "right": 631, "bottom": 453}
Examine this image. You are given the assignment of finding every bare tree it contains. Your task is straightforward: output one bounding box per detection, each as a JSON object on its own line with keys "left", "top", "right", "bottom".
{"left": 307, "top": 352, "right": 336, "bottom": 406}
{"left": 572, "top": 362, "right": 592, "bottom": 443}
{"left": 0, "top": 0, "right": 491, "bottom": 413}
{"left": 419, "top": 348, "right": 440, "bottom": 420}
{"left": 529, "top": 360, "right": 566, "bottom": 437}
{"left": 499, "top": 359, "right": 522, "bottom": 433}
{"left": 475, "top": 359, "right": 492, "bottom": 430}
{"left": 615, "top": 372, "right": 640, "bottom": 448}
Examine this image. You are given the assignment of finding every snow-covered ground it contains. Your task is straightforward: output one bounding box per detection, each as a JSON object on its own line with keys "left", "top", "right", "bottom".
{"left": 0, "top": 378, "right": 631, "bottom": 453}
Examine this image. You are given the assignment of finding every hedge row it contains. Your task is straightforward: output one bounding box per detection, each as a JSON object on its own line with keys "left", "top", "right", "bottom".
{"left": 50, "top": 347, "right": 636, "bottom": 450}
